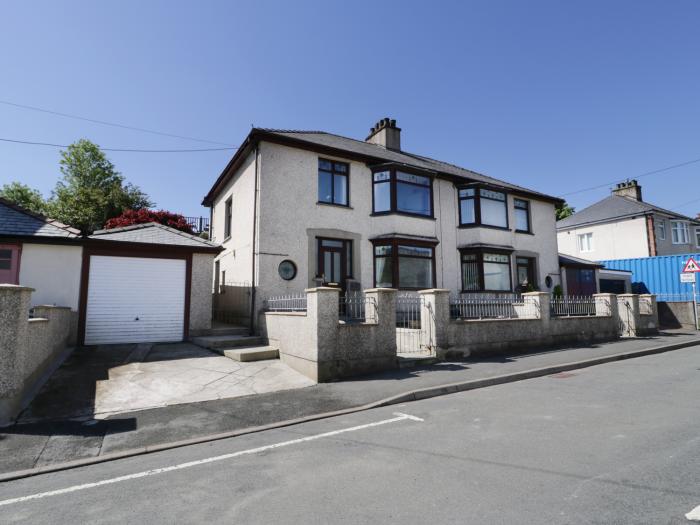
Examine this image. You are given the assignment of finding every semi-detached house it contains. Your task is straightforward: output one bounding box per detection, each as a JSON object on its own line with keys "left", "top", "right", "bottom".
{"left": 203, "top": 118, "right": 564, "bottom": 327}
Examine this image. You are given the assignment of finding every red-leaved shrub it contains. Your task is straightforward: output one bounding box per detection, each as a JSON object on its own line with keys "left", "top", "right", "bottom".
{"left": 104, "top": 209, "right": 194, "bottom": 234}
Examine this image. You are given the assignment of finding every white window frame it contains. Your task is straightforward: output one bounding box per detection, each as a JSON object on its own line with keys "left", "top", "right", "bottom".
{"left": 657, "top": 219, "right": 666, "bottom": 241}
{"left": 578, "top": 232, "right": 593, "bottom": 253}
{"left": 671, "top": 221, "right": 690, "bottom": 245}
{"left": 696, "top": 227, "right": 700, "bottom": 248}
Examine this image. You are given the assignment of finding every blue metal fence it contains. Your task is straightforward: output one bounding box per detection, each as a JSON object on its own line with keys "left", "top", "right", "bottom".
{"left": 598, "top": 253, "right": 700, "bottom": 301}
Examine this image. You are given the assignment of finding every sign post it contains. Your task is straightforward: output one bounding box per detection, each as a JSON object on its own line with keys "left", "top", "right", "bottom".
{"left": 682, "top": 257, "right": 700, "bottom": 330}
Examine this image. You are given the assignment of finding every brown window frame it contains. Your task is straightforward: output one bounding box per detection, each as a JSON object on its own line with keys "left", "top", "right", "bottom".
{"left": 371, "top": 166, "right": 434, "bottom": 219}
{"left": 317, "top": 158, "right": 350, "bottom": 207}
{"left": 515, "top": 256, "right": 537, "bottom": 291}
{"left": 459, "top": 248, "right": 513, "bottom": 293}
{"left": 458, "top": 184, "right": 510, "bottom": 230}
{"left": 514, "top": 198, "right": 532, "bottom": 233}
{"left": 224, "top": 196, "right": 233, "bottom": 240}
{"left": 316, "top": 237, "right": 353, "bottom": 284}
{"left": 372, "top": 238, "right": 437, "bottom": 290}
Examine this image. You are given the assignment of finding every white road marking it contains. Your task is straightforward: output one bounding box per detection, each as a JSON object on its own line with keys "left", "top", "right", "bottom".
{"left": 0, "top": 412, "right": 423, "bottom": 507}
{"left": 686, "top": 504, "right": 700, "bottom": 521}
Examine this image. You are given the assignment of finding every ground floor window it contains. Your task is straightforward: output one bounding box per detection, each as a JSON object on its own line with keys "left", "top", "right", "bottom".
{"left": 515, "top": 256, "right": 537, "bottom": 291}
{"left": 373, "top": 239, "right": 435, "bottom": 290}
{"left": 460, "top": 249, "right": 512, "bottom": 292}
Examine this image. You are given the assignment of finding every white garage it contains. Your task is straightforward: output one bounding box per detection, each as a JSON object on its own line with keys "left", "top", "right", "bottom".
{"left": 84, "top": 255, "right": 187, "bottom": 345}
{"left": 78, "top": 222, "right": 221, "bottom": 346}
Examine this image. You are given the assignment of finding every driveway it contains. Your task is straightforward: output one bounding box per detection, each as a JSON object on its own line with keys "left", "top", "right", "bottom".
{"left": 17, "top": 343, "right": 315, "bottom": 422}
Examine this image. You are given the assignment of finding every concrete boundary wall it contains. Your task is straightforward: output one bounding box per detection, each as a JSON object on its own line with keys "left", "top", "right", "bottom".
{"left": 260, "top": 287, "right": 659, "bottom": 382}
{"left": 0, "top": 285, "right": 74, "bottom": 425}
{"left": 261, "top": 287, "right": 396, "bottom": 382}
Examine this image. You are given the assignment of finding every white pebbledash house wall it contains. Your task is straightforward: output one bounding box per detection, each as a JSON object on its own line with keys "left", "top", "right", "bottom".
{"left": 205, "top": 120, "right": 563, "bottom": 328}
{"left": 557, "top": 180, "right": 700, "bottom": 261}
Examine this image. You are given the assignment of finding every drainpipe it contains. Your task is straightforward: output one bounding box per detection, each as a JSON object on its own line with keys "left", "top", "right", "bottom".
{"left": 249, "top": 143, "right": 260, "bottom": 336}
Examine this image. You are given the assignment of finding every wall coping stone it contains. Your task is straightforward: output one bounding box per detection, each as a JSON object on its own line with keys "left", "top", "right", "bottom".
{"left": 364, "top": 288, "right": 398, "bottom": 294}
{"left": 0, "top": 284, "right": 35, "bottom": 292}
{"left": 418, "top": 289, "right": 450, "bottom": 295}
{"left": 28, "top": 318, "right": 49, "bottom": 323}
{"left": 304, "top": 287, "right": 341, "bottom": 293}
{"left": 451, "top": 318, "right": 540, "bottom": 325}
{"left": 32, "top": 305, "right": 72, "bottom": 310}
{"left": 264, "top": 311, "right": 307, "bottom": 317}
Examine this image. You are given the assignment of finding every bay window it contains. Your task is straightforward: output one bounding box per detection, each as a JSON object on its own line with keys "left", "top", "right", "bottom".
{"left": 373, "top": 239, "right": 435, "bottom": 289}
{"left": 372, "top": 167, "right": 433, "bottom": 217}
{"left": 460, "top": 249, "right": 513, "bottom": 292}
{"left": 671, "top": 221, "right": 690, "bottom": 244}
{"left": 458, "top": 185, "right": 508, "bottom": 228}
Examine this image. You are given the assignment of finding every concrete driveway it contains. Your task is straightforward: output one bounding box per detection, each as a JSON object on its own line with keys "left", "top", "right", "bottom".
{"left": 18, "top": 343, "right": 315, "bottom": 422}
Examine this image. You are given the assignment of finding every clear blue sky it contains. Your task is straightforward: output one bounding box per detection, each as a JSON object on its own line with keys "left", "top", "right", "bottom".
{"left": 1, "top": 0, "right": 699, "bottom": 218}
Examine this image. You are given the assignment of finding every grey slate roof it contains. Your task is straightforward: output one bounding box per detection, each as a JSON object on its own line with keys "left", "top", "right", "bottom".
{"left": 557, "top": 195, "right": 700, "bottom": 230}
{"left": 259, "top": 129, "right": 562, "bottom": 203}
{"left": 90, "top": 222, "right": 220, "bottom": 248}
{"left": 0, "top": 198, "right": 80, "bottom": 238}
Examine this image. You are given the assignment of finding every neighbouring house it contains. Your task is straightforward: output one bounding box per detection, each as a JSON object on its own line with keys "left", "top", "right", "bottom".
{"left": 558, "top": 253, "right": 632, "bottom": 295}
{"left": 0, "top": 198, "right": 221, "bottom": 346}
{"left": 202, "top": 118, "right": 564, "bottom": 329}
{"left": 557, "top": 180, "right": 700, "bottom": 261}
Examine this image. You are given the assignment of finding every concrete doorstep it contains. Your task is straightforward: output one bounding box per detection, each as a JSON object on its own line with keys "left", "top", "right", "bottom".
{"left": 1, "top": 332, "right": 699, "bottom": 482}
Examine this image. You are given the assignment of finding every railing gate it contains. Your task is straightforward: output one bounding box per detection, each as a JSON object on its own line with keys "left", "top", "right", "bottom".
{"left": 395, "top": 294, "right": 432, "bottom": 356}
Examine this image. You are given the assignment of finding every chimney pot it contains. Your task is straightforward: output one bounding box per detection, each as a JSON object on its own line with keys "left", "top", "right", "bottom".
{"left": 365, "top": 116, "right": 401, "bottom": 150}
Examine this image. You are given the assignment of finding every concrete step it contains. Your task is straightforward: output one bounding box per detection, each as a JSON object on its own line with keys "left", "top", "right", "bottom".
{"left": 218, "top": 345, "right": 280, "bottom": 362}
{"left": 397, "top": 355, "right": 440, "bottom": 368}
{"left": 191, "top": 334, "right": 265, "bottom": 350}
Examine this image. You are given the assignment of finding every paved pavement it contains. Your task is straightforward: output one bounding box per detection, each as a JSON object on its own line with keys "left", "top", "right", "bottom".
{"left": 1, "top": 330, "right": 698, "bottom": 476}
{"left": 1, "top": 345, "right": 699, "bottom": 523}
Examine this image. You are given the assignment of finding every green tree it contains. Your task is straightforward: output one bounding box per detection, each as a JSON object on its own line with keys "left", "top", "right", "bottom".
{"left": 48, "top": 139, "right": 153, "bottom": 233}
{"left": 0, "top": 182, "right": 48, "bottom": 214}
{"left": 555, "top": 201, "right": 575, "bottom": 221}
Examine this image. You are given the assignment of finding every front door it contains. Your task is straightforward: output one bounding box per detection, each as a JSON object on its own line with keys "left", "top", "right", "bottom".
{"left": 0, "top": 244, "right": 20, "bottom": 284}
{"left": 317, "top": 238, "right": 350, "bottom": 292}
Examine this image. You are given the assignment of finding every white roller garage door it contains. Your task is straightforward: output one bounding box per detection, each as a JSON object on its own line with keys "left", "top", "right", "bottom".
{"left": 85, "top": 255, "right": 186, "bottom": 345}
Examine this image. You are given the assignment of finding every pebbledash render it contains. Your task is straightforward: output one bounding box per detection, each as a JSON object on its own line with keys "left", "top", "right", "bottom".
{"left": 202, "top": 119, "right": 564, "bottom": 328}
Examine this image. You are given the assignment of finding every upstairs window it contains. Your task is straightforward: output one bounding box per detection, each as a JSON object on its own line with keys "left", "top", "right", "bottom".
{"left": 657, "top": 219, "right": 666, "bottom": 240}
{"left": 224, "top": 197, "right": 232, "bottom": 239}
{"left": 318, "top": 159, "right": 349, "bottom": 206}
{"left": 578, "top": 232, "right": 593, "bottom": 252}
{"left": 372, "top": 168, "right": 433, "bottom": 217}
{"left": 514, "top": 199, "right": 531, "bottom": 232}
{"left": 457, "top": 185, "right": 508, "bottom": 228}
{"left": 696, "top": 228, "right": 700, "bottom": 247}
{"left": 671, "top": 221, "right": 690, "bottom": 244}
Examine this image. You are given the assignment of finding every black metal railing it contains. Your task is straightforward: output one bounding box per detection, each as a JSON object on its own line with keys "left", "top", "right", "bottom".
{"left": 185, "top": 216, "right": 210, "bottom": 234}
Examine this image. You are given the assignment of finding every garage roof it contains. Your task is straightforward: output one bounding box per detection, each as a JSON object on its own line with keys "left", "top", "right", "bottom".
{"left": 0, "top": 198, "right": 81, "bottom": 238}
{"left": 90, "top": 222, "right": 220, "bottom": 250}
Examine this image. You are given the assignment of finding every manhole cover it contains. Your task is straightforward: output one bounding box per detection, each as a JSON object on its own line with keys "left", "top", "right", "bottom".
{"left": 549, "top": 372, "right": 577, "bottom": 379}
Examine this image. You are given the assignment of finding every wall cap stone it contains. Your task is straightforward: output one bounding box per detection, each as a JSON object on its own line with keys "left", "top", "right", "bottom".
{"left": 364, "top": 288, "right": 398, "bottom": 294}
{"left": 0, "top": 284, "right": 35, "bottom": 292}
{"left": 417, "top": 289, "right": 451, "bottom": 295}
{"left": 304, "top": 287, "right": 341, "bottom": 293}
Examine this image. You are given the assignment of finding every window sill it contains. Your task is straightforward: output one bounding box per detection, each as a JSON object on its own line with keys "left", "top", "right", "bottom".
{"left": 371, "top": 211, "right": 436, "bottom": 221}
{"left": 515, "top": 230, "right": 534, "bottom": 235}
{"left": 223, "top": 236, "right": 231, "bottom": 242}
{"left": 317, "top": 201, "right": 353, "bottom": 209}
{"left": 458, "top": 224, "right": 511, "bottom": 232}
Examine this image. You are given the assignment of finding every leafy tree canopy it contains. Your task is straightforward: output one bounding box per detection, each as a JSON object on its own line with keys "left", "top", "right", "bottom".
{"left": 555, "top": 201, "right": 575, "bottom": 221}
{"left": 49, "top": 139, "right": 153, "bottom": 233}
{"left": 105, "top": 209, "right": 194, "bottom": 234}
{"left": 0, "top": 182, "right": 48, "bottom": 215}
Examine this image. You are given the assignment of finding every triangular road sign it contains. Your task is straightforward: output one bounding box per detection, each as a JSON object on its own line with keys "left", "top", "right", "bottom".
{"left": 683, "top": 257, "right": 700, "bottom": 273}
